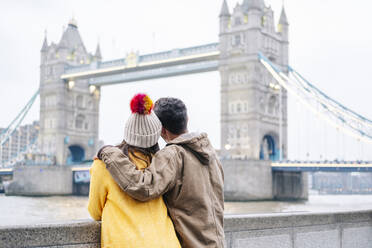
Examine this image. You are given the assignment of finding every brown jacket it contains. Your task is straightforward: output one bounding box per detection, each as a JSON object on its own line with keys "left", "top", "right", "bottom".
{"left": 100, "top": 133, "right": 225, "bottom": 248}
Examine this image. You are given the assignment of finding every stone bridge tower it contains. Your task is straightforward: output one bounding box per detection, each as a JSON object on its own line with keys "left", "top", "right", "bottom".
{"left": 39, "top": 19, "right": 101, "bottom": 165}
{"left": 219, "top": 0, "right": 289, "bottom": 160}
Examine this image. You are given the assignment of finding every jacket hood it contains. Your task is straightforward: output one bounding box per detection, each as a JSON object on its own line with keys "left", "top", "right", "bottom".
{"left": 167, "top": 132, "right": 214, "bottom": 165}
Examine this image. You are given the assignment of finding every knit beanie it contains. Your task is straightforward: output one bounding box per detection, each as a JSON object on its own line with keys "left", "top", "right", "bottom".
{"left": 123, "top": 93, "right": 162, "bottom": 148}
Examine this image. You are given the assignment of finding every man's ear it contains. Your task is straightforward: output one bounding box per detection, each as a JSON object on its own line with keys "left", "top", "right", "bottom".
{"left": 161, "top": 127, "right": 168, "bottom": 142}
{"left": 161, "top": 127, "right": 167, "bottom": 137}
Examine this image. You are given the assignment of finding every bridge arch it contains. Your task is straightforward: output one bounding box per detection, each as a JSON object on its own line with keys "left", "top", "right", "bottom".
{"left": 259, "top": 134, "right": 279, "bottom": 161}
{"left": 67, "top": 145, "right": 85, "bottom": 164}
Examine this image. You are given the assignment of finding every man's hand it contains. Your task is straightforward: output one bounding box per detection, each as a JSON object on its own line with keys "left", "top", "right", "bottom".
{"left": 96, "top": 145, "right": 114, "bottom": 160}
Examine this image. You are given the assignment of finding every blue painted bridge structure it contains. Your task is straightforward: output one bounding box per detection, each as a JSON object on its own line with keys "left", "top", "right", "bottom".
{"left": 2, "top": 161, "right": 372, "bottom": 186}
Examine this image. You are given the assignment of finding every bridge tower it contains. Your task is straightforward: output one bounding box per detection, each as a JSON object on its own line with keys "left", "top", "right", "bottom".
{"left": 39, "top": 19, "right": 101, "bottom": 165}
{"left": 219, "top": 0, "right": 289, "bottom": 160}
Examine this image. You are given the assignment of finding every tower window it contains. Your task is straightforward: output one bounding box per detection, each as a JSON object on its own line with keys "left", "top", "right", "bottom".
{"left": 229, "top": 74, "right": 235, "bottom": 84}
{"left": 75, "top": 114, "right": 85, "bottom": 129}
{"left": 268, "top": 96, "right": 277, "bottom": 115}
{"left": 244, "top": 102, "right": 248, "bottom": 112}
{"left": 235, "top": 35, "right": 241, "bottom": 46}
{"left": 237, "top": 74, "right": 241, "bottom": 84}
{"left": 235, "top": 17, "right": 241, "bottom": 26}
{"left": 237, "top": 103, "right": 241, "bottom": 113}
{"left": 76, "top": 95, "right": 84, "bottom": 108}
{"left": 230, "top": 103, "right": 235, "bottom": 113}
{"left": 261, "top": 16, "right": 267, "bottom": 27}
{"left": 47, "top": 67, "right": 53, "bottom": 76}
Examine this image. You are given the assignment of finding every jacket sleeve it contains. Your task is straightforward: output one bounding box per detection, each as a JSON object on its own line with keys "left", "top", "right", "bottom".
{"left": 101, "top": 146, "right": 178, "bottom": 202}
{"left": 87, "top": 160, "right": 108, "bottom": 221}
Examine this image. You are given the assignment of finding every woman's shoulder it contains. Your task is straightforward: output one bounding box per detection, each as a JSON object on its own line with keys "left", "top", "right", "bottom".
{"left": 90, "top": 159, "right": 108, "bottom": 174}
{"left": 129, "top": 151, "right": 152, "bottom": 170}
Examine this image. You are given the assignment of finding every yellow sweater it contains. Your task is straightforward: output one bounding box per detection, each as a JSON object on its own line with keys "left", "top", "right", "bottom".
{"left": 88, "top": 152, "right": 181, "bottom": 248}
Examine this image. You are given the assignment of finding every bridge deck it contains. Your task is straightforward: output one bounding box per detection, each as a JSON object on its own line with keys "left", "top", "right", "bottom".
{"left": 61, "top": 43, "right": 219, "bottom": 85}
{"left": 272, "top": 162, "right": 372, "bottom": 172}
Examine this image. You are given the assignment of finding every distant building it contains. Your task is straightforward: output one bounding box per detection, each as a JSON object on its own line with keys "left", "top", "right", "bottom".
{"left": 0, "top": 121, "right": 39, "bottom": 165}
{"left": 311, "top": 172, "right": 372, "bottom": 194}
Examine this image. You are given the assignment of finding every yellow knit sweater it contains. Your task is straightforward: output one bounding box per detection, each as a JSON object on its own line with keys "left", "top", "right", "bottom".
{"left": 88, "top": 152, "right": 181, "bottom": 248}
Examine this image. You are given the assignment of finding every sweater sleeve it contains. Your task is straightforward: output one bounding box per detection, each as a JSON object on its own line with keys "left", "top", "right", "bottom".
{"left": 101, "top": 146, "right": 178, "bottom": 202}
{"left": 87, "top": 160, "right": 108, "bottom": 221}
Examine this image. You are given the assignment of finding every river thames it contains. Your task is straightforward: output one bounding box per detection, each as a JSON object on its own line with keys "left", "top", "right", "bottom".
{"left": 1, "top": 194, "right": 372, "bottom": 226}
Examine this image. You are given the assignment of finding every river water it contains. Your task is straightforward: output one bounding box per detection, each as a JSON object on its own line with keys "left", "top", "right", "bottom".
{"left": 1, "top": 194, "right": 372, "bottom": 226}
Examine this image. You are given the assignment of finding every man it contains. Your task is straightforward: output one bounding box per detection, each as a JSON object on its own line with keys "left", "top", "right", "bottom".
{"left": 98, "top": 97, "right": 225, "bottom": 248}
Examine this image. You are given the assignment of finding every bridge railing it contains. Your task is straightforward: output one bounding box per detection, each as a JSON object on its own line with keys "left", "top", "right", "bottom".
{"left": 63, "top": 42, "right": 219, "bottom": 75}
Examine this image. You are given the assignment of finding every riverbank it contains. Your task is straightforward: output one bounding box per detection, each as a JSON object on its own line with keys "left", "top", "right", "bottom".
{"left": 2, "top": 194, "right": 372, "bottom": 226}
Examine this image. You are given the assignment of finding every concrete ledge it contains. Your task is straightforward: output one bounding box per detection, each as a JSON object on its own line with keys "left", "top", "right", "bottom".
{"left": 0, "top": 220, "right": 100, "bottom": 248}
{"left": 224, "top": 210, "right": 372, "bottom": 232}
{"left": 1, "top": 210, "right": 372, "bottom": 247}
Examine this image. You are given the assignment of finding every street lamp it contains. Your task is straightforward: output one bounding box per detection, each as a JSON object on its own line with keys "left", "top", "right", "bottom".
{"left": 68, "top": 80, "right": 75, "bottom": 90}
{"left": 89, "top": 85, "right": 96, "bottom": 94}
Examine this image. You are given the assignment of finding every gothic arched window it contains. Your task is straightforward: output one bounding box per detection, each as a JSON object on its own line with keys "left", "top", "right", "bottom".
{"left": 243, "top": 102, "right": 248, "bottom": 112}
{"left": 75, "top": 114, "right": 85, "bottom": 129}
{"left": 237, "top": 103, "right": 241, "bottom": 113}
{"left": 76, "top": 95, "right": 83, "bottom": 108}
{"left": 235, "top": 35, "right": 241, "bottom": 46}
{"left": 235, "top": 17, "right": 241, "bottom": 26}
{"left": 259, "top": 97, "right": 265, "bottom": 112}
{"left": 268, "top": 96, "right": 276, "bottom": 115}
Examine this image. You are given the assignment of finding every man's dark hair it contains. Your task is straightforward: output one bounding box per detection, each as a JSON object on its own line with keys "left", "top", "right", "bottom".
{"left": 154, "top": 97, "right": 188, "bottom": 135}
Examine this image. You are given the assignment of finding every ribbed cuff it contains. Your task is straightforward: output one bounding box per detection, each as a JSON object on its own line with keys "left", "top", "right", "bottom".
{"left": 97, "top": 145, "right": 113, "bottom": 160}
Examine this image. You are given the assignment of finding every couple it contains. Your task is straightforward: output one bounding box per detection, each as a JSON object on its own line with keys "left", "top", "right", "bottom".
{"left": 88, "top": 93, "right": 225, "bottom": 248}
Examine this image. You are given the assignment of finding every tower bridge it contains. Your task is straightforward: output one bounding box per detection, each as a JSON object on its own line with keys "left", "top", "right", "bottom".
{"left": 61, "top": 43, "right": 220, "bottom": 85}
{"left": 1, "top": 0, "right": 372, "bottom": 199}
{"left": 24, "top": 0, "right": 291, "bottom": 166}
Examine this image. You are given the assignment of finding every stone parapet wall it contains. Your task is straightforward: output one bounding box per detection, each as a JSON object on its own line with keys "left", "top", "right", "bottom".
{"left": 1, "top": 210, "right": 371, "bottom": 247}
{"left": 224, "top": 210, "right": 372, "bottom": 248}
{"left": 0, "top": 220, "right": 100, "bottom": 248}
{"left": 222, "top": 159, "right": 308, "bottom": 201}
{"left": 222, "top": 159, "right": 273, "bottom": 201}
{"left": 5, "top": 166, "right": 73, "bottom": 196}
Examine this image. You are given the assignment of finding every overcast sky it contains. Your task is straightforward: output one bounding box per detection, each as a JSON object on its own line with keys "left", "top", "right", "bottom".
{"left": 0, "top": 0, "right": 371, "bottom": 160}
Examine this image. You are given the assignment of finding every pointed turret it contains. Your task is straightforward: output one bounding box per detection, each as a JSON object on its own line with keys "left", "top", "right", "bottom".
{"left": 278, "top": 5, "right": 289, "bottom": 38}
{"left": 279, "top": 6, "right": 289, "bottom": 25}
{"left": 41, "top": 30, "right": 48, "bottom": 52}
{"left": 220, "top": 0, "right": 231, "bottom": 34}
{"left": 242, "top": 0, "right": 265, "bottom": 12}
{"left": 95, "top": 43, "right": 102, "bottom": 60}
{"left": 220, "top": 0, "right": 230, "bottom": 17}
{"left": 58, "top": 18, "right": 86, "bottom": 53}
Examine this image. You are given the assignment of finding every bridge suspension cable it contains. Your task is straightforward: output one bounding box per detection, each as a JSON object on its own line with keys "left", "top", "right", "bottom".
{"left": 0, "top": 89, "right": 39, "bottom": 147}
{"left": 290, "top": 67, "right": 372, "bottom": 127}
{"left": 285, "top": 71, "right": 372, "bottom": 141}
{"left": 259, "top": 53, "right": 372, "bottom": 146}
{"left": 0, "top": 89, "right": 40, "bottom": 168}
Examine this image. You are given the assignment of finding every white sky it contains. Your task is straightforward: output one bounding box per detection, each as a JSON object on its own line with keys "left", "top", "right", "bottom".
{"left": 0, "top": 0, "right": 372, "bottom": 160}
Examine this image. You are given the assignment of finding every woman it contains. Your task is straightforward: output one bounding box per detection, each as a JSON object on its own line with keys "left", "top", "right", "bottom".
{"left": 88, "top": 93, "right": 180, "bottom": 248}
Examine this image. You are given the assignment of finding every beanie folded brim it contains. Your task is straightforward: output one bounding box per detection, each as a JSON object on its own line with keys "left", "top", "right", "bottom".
{"left": 123, "top": 112, "right": 162, "bottom": 148}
